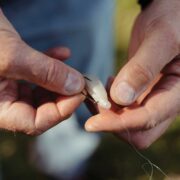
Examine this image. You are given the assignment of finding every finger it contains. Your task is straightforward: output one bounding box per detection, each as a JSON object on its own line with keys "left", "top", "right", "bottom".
{"left": 85, "top": 75, "right": 180, "bottom": 132}
{"left": 0, "top": 92, "right": 84, "bottom": 135}
{"left": 85, "top": 107, "right": 147, "bottom": 132}
{"left": 0, "top": 79, "right": 35, "bottom": 133}
{"left": 56, "top": 94, "right": 85, "bottom": 118}
{"left": 111, "top": 27, "right": 179, "bottom": 105}
{"left": 34, "top": 93, "right": 85, "bottom": 133}
{"left": 4, "top": 42, "right": 84, "bottom": 96}
{"left": 0, "top": 101, "right": 36, "bottom": 134}
{"left": 33, "top": 86, "right": 85, "bottom": 133}
{"left": 116, "top": 116, "right": 175, "bottom": 150}
{"left": 45, "top": 47, "right": 71, "bottom": 61}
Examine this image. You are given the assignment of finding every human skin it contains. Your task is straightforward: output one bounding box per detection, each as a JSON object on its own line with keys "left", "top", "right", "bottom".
{"left": 85, "top": 0, "right": 180, "bottom": 149}
{"left": 0, "top": 9, "right": 85, "bottom": 135}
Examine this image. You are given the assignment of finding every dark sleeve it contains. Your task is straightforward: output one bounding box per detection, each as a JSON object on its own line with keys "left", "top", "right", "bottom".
{"left": 138, "top": 0, "right": 153, "bottom": 10}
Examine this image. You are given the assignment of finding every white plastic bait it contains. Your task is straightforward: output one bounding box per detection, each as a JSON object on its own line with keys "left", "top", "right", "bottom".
{"left": 84, "top": 75, "right": 111, "bottom": 109}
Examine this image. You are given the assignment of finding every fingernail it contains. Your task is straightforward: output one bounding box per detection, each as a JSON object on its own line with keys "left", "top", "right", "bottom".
{"left": 115, "top": 81, "right": 135, "bottom": 105}
{"left": 85, "top": 123, "right": 97, "bottom": 132}
{"left": 65, "top": 72, "right": 82, "bottom": 94}
{"left": 85, "top": 124, "right": 94, "bottom": 132}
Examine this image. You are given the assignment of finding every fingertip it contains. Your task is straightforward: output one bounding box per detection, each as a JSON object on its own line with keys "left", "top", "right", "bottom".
{"left": 85, "top": 116, "right": 102, "bottom": 132}
{"left": 85, "top": 122, "right": 95, "bottom": 132}
{"left": 57, "top": 47, "right": 71, "bottom": 57}
{"left": 85, "top": 114, "right": 117, "bottom": 132}
{"left": 85, "top": 121, "right": 98, "bottom": 132}
{"left": 46, "top": 47, "right": 71, "bottom": 60}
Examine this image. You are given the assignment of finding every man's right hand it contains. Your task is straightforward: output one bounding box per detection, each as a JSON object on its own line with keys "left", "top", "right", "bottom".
{"left": 0, "top": 9, "right": 85, "bottom": 135}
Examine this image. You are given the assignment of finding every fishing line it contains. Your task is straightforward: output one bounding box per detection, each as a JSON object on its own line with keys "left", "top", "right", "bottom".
{"left": 124, "top": 128, "right": 169, "bottom": 180}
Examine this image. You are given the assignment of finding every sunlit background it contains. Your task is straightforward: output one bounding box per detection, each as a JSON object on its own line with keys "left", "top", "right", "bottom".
{"left": 0, "top": 0, "right": 180, "bottom": 179}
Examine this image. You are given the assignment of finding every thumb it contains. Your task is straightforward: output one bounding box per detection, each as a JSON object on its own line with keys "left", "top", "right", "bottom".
{"left": 6, "top": 43, "right": 85, "bottom": 95}
{"left": 111, "top": 27, "right": 179, "bottom": 105}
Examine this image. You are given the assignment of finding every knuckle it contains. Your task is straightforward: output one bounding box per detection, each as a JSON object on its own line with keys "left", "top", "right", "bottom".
{"left": 146, "top": 18, "right": 179, "bottom": 53}
{"left": 42, "top": 61, "right": 64, "bottom": 87}
{"left": 144, "top": 107, "right": 157, "bottom": 130}
{"left": 41, "top": 60, "right": 56, "bottom": 85}
{"left": 145, "top": 116, "right": 157, "bottom": 130}
{"left": 131, "top": 62, "right": 154, "bottom": 85}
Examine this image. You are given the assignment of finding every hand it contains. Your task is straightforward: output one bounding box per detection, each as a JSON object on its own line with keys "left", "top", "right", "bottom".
{"left": 85, "top": 0, "right": 180, "bottom": 149}
{"left": 0, "top": 9, "right": 85, "bottom": 135}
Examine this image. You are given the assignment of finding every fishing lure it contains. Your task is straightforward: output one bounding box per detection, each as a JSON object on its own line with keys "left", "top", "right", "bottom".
{"left": 84, "top": 75, "right": 111, "bottom": 109}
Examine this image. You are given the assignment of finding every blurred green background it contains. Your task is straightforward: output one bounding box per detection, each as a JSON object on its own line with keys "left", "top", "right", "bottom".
{"left": 0, "top": 0, "right": 180, "bottom": 180}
